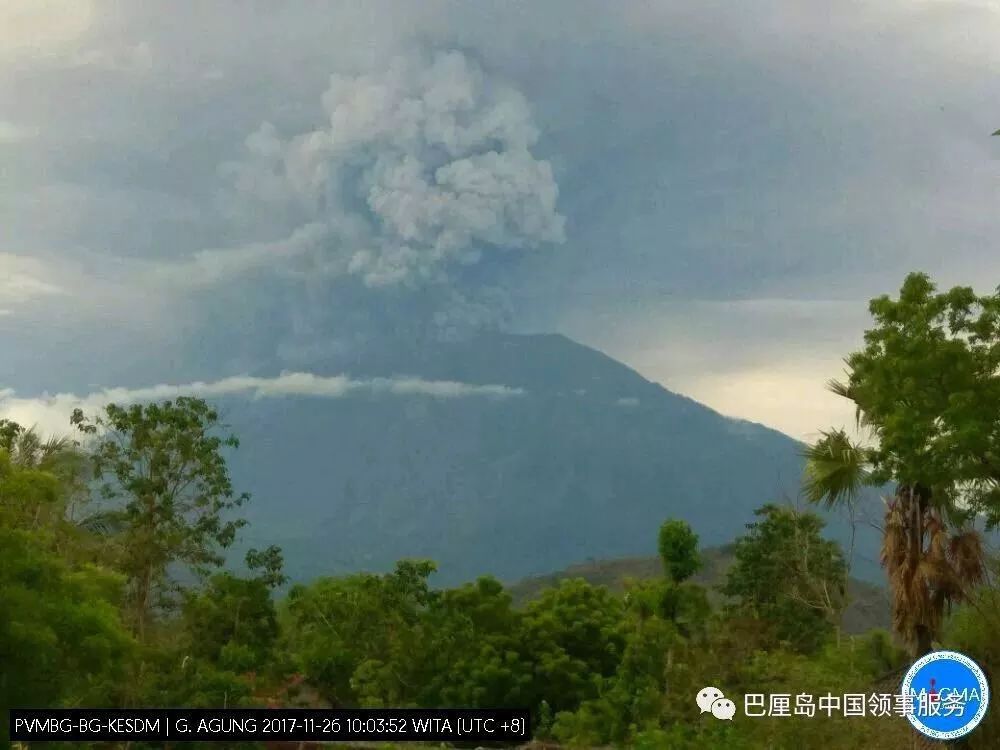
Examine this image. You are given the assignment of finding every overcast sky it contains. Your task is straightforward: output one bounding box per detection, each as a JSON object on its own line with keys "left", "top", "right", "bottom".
{"left": 2, "top": 0, "right": 1000, "bottom": 439}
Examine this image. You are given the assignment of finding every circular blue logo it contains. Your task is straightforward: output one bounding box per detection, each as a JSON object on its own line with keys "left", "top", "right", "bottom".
{"left": 900, "top": 650, "right": 989, "bottom": 740}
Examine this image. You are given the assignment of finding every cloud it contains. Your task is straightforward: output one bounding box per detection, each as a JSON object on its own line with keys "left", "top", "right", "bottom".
{"left": 0, "top": 121, "right": 35, "bottom": 144}
{"left": 70, "top": 41, "right": 154, "bottom": 73}
{"left": 0, "top": 1, "right": 95, "bottom": 63}
{"left": 151, "top": 222, "right": 332, "bottom": 288}
{"left": 553, "top": 296, "right": 870, "bottom": 439}
{"left": 0, "top": 251, "right": 171, "bottom": 336}
{"left": 0, "top": 254, "right": 65, "bottom": 308}
{"left": 116, "top": 48, "right": 569, "bottom": 364}
{"left": 1, "top": 274, "right": 63, "bottom": 301}
{"left": 0, "top": 372, "right": 524, "bottom": 437}
{"left": 213, "top": 50, "right": 565, "bottom": 288}
{"left": 0, "top": 1, "right": 152, "bottom": 75}
{"left": 3, "top": 0, "right": 1000, "bottom": 439}
{"left": 675, "top": 364, "right": 858, "bottom": 442}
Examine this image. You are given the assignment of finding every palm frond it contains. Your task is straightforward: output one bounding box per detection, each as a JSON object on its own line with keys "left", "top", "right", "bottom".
{"left": 13, "top": 428, "right": 43, "bottom": 466}
{"left": 948, "top": 530, "right": 986, "bottom": 590}
{"left": 925, "top": 516, "right": 949, "bottom": 566}
{"left": 881, "top": 502, "right": 907, "bottom": 565}
{"left": 41, "top": 435, "right": 75, "bottom": 459}
{"left": 8, "top": 426, "right": 79, "bottom": 470}
{"left": 826, "top": 378, "right": 853, "bottom": 400}
{"left": 880, "top": 489, "right": 989, "bottom": 655}
{"left": 75, "top": 509, "right": 128, "bottom": 537}
{"left": 802, "top": 429, "right": 874, "bottom": 508}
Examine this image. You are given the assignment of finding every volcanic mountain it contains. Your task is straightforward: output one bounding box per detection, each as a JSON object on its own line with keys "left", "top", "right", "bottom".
{"left": 222, "top": 333, "right": 883, "bottom": 586}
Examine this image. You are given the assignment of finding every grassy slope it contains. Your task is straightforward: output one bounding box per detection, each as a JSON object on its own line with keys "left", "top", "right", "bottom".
{"left": 506, "top": 546, "right": 890, "bottom": 635}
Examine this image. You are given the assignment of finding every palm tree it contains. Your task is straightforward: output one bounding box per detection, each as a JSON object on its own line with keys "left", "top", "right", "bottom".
{"left": 0, "top": 419, "right": 124, "bottom": 545}
{"left": 1, "top": 418, "right": 87, "bottom": 478}
{"left": 804, "top": 421, "right": 986, "bottom": 657}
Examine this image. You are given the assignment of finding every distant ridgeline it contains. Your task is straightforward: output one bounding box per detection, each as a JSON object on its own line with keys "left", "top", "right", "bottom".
{"left": 223, "top": 332, "right": 887, "bottom": 587}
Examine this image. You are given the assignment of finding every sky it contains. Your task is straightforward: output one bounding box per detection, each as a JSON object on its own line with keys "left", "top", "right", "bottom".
{"left": 2, "top": 0, "right": 1000, "bottom": 440}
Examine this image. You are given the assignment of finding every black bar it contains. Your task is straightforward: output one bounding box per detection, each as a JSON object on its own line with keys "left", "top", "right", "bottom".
{"left": 10, "top": 708, "right": 531, "bottom": 742}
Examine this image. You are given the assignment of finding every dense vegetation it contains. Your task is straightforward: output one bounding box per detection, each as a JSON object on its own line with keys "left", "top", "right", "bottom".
{"left": 1, "top": 274, "right": 998, "bottom": 749}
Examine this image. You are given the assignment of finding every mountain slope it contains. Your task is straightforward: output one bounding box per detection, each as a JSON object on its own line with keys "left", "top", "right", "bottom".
{"left": 221, "top": 333, "right": 884, "bottom": 586}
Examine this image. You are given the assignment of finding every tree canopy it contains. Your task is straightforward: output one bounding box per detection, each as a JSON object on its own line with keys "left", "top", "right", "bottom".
{"left": 804, "top": 272, "right": 994, "bottom": 656}
{"left": 71, "top": 398, "right": 250, "bottom": 639}
{"left": 722, "top": 504, "right": 848, "bottom": 654}
{"left": 812, "top": 272, "right": 1000, "bottom": 525}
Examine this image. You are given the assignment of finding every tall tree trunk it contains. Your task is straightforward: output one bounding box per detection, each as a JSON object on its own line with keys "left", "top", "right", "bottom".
{"left": 134, "top": 562, "right": 153, "bottom": 643}
{"left": 896, "top": 485, "right": 939, "bottom": 658}
{"left": 913, "top": 624, "right": 933, "bottom": 658}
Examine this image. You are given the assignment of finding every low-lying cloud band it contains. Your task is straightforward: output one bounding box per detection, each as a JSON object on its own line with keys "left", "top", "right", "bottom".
{"left": 0, "top": 372, "right": 524, "bottom": 438}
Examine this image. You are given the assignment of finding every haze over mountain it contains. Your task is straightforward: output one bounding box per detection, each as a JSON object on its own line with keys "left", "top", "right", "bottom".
{"left": 5, "top": 2, "right": 1000, "bottom": 445}
{"left": 9, "top": 0, "right": 992, "bottom": 594}
{"left": 222, "top": 332, "right": 884, "bottom": 587}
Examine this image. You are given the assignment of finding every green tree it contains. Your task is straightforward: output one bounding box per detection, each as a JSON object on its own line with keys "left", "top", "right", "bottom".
{"left": 0, "top": 419, "right": 81, "bottom": 474}
{"left": 552, "top": 605, "right": 677, "bottom": 746}
{"left": 181, "top": 547, "right": 286, "bottom": 673}
{"left": 804, "top": 273, "right": 995, "bottom": 655}
{"left": 653, "top": 519, "right": 709, "bottom": 637}
{"left": 0, "top": 455, "right": 133, "bottom": 744}
{"left": 553, "top": 523, "right": 710, "bottom": 746}
{"left": 136, "top": 551, "right": 290, "bottom": 712}
{"left": 522, "top": 579, "right": 627, "bottom": 713}
{"left": 0, "top": 528, "right": 133, "bottom": 703}
{"left": 282, "top": 559, "right": 436, "bottom": 706}
{"left": 0, "top": 421, "right": 98, "bottom": 547}
{"left": 940, "top": 551, "right": 999, "bottom": 749}
{"left": 245, "top": 544, "right": 288, "bottom": 589}
{"left": 0, "top": 444, "right": 62, "bottom": 532}
{"left": 0, "top": 422, "right": 139, "bottom": 592}
{"left": 395, "top": 576, "right": 534, "bottom": 709}
{"left": 71, "top": 397, "right": 250, "bottom": 641}
{"left": 722, "top": 504, "right": 847, "bottom": 653}
{"left": 658, "top": 519, "right": 701, "bottom": 583}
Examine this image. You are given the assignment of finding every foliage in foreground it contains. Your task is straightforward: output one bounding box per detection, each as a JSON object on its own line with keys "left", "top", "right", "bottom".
{"left": 2, "top": 397, "right": 997, "bottom": 749}
{"left": 804, "top": 273, "right": 998, "bottom": 657}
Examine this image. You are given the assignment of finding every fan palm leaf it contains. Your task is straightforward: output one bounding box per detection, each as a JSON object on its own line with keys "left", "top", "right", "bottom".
{"left": 803, "top": 429, "right": 874, "bottom": 508}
